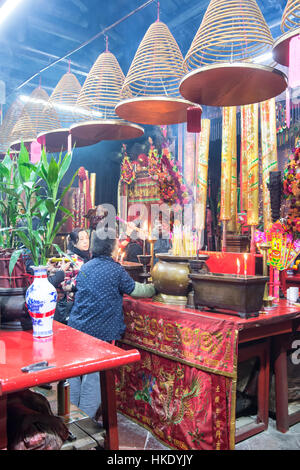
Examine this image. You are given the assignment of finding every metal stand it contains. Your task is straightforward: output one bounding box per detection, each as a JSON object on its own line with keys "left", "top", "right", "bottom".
{"left": 137, "top": 255, "right": 151, "bottom": 284}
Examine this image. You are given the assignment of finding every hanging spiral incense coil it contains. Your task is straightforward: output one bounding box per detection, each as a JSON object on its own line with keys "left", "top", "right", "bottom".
{"left": 75, "top": 51, "right": 126, "bottom": 121}
{"left": 273, "top": 0, "right": 300, "bottom": 67}
{"left": 47, "top": 72, "right": 82, "bottom": 127}
{"left": 116, "top": 20, "right": 198, "bottom": 125}
{"left": 36, "top": 72, "right": 82, "bottom": 152}
{"left": 10, "top": 111, "right": 36, "bottom": 149}
{"left": 10, "top": 87, "right": 60, "bottom": 150}
{"left": 69, "top": 50, "right": 144, "bottom": 144}
{"left": 184, "top": 0, "right": 274, "bottom": 69}
{"left": 0, "top": 99, "right": 24, "bottom": 155}
{"left": 281, "top": 0, "right": 300, "bottom": 32}
{"left": 121, "top": 20, "right": 188, "bottom": 99}
{"left": 180, "top": 0, "right": 287, "bottom": 106}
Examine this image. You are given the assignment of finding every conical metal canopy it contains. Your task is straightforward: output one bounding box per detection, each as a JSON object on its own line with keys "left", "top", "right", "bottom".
{"left": 10, "top": 86, "right": 60, "bottom": 151}
{"left": 115, "top": 20, "right": 199, "bottom": 125}
{"left": 70, "top": 49, "right": 144, "bottom": 146}
{"left": 180, "top": 0, "right": 287, "bottom": 106}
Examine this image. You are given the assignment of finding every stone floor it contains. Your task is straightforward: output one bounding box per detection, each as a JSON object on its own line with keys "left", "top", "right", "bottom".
{"left": 235, "top": 418, "right": 300, "bottom": 450}
{"left": 116, "top": 410, "right": 300, "bottom": 450}
{"left": 37, "top": 384, "right": 300, "bottom": 451}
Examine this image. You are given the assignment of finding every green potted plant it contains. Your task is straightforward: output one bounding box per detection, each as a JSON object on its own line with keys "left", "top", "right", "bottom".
{"left": 0, "top": 143, "right": 78, "bottom": 334}
{"left": 0, "top": 150, "right": 33, "bottom": 330}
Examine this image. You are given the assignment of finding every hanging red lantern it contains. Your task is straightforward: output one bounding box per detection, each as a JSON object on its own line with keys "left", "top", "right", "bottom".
{"left": 187, "top": 106, "right": 202, "bottom": 133}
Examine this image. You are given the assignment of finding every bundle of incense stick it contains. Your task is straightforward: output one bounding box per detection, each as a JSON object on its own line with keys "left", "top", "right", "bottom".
{"left": 48, "top": 258, "right": 77, "bottom": 263}
{"left": 172, "top": 225, "right": 198, "bottom": 257}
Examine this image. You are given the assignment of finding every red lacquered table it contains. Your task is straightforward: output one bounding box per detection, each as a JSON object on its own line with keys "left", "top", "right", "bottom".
{"left": 0, "top": 321, "right": 140, "bottom": 450}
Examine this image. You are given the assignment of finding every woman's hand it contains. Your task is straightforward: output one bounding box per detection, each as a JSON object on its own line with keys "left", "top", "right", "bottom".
{"left": 60, "top": 260, "right": 71, "bottom": 272}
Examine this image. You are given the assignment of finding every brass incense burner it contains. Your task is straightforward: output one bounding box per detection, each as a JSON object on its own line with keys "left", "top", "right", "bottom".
{"left": 189, "top": 272, "right": 269, "bottom": 319}
{"left": 151, "top": 253, "right": 209, "bottom": 306}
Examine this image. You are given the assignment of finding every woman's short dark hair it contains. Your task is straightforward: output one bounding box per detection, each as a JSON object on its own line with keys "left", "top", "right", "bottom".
{"left": 92, "top": 228, "right": 116, "bottom": 257}
{"left": 67, "top": 228, "right": 88, "bottom": 251}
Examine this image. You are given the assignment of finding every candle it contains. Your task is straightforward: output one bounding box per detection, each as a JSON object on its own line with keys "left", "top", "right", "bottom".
{"left": 142, "top": 221, "right": 148, "bottom": 255}
{"left": 237, "top": 258, "right": 240, "bottom": 276}
{"left": 244, "top": 253, "right": 248, "bottom": 276}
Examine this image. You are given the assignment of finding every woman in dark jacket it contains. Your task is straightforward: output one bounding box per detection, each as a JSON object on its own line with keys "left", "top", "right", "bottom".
{"left": 68, "top": 227, "right": 155, "bottom": 420}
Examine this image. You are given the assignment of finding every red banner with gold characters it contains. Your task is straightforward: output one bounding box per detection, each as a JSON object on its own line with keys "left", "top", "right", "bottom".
{"left": 228, "top": 108, "right": 237, "bottom": 232}
{"left": 220, "top": 107, "right": 236, "bottom": 222}
{"left": 241, "top": 103, "right": 259, "bottom": 226}
{"left": 116, "top": 298, "right": 238, "bottom": 450}
{"left": 260, "top": 98, "right": 278, "bottom": 229}
{"left": 195, "top": 119, "right": 210, "bottom": 231}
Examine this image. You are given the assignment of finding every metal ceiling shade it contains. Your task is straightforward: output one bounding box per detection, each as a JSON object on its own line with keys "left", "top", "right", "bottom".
{"left": 273, "top": 1, "right": 300, "bottom": 66}
{"left": 180, "top": 0, "right": 288, "bottom": 107}
{"left": 70, "top": 49, "right": 144, "bottom": 146}
{"left": 115, "top": 20, "right": 200, "bottom": 125}
{"left": 10, "top": 86, "right": 60, "bottom": 151}
{"left": 180, "top": 63, "right": 287, "bottom": 108}
{"left": 37, "top": 71, "right": 82, "bottom": 152}
{"left": 0, "top": 98, "right": 24, "bottom": 157}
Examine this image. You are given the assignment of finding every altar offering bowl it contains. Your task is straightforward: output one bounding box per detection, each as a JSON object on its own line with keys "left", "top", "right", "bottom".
{"left": 189, "top": 272, "right": 269, "bottom": 318}
{"left": 137, "top": 255, "right": 152, "bottom": 266}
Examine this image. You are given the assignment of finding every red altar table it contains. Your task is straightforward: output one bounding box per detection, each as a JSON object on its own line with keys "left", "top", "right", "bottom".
{"left": 116, "top": 297, "right": 300, "bottom": 450}
{"left": 0, "top": 321, "right": 140, "bottom": 450}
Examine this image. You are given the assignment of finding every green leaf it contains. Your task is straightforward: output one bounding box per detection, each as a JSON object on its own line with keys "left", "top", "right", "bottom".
{"left": 18, "top": 144, "right": 31, "bottom": 182}
{"left": 48, "top": 214, "right": 70, "bottom": 242}
{"left": 30, "top": 198, "right": 46, "bottom": 213}
{"left": 57, "top": 151, "right": 62, "bottom": 167}
{"left": 19, "top": 162, "right": 38, "bottom": 172}
{"left": 41, "top": 147, "right": 49, "bottom": 172}
{"left": 38, "top": 200, "right": 49, "bottom": 218}
{"left": 9, "top": 249, "right": 23, "bottom": 276}
{"left": 58, "top": 152, "right": 72, "bottom": 183}
{"left": 45, "top": 199, "right": 55, "bottom": 214}
{"left": 31, "top": 230, "right": 44, "bottom": 248}
{"left": 15, "top": 229, "right": 31, "bottom": 251}
{"left": 52, "top": 243, "right": 65, "bottom": 257}
{"left": 58, "top": 169, "right": 78, "bottom": 204}
{"left": 2, "top": 154, "right": 13, "bottom": 168}
{"left": 47, "top": 157, "right": 59, "bottom": 187}
{"left": 0, "top": 185, "right": 22, "bottom": 200}
{"left": 0, "top": 163, "right": 10, "bottom": 179}
{"left": 58, "top": 205, "right": 73, "bottom": 218}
